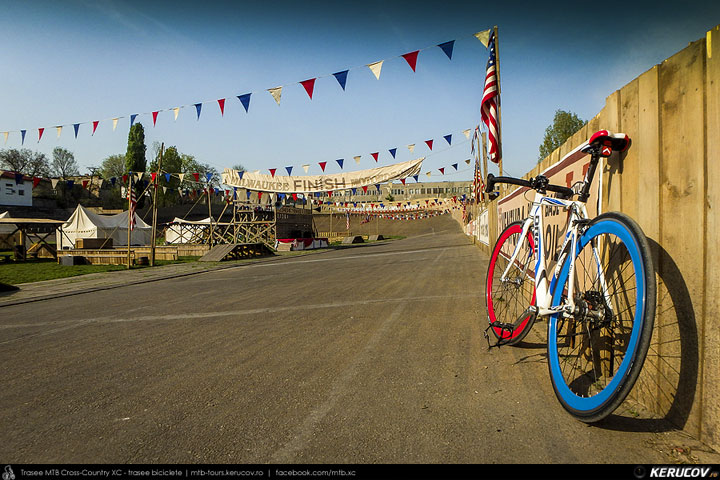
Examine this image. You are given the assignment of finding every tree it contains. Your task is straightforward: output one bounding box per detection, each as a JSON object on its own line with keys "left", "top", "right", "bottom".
{"left": 148, "top": 146, "right": 183, "bottom": 207}
{"left": 125, "top": 123, "right": 147, "bottom": 208}
{"left": 538, "top": 110, "right": 587, "bottom": 162}
{"left": 51, "top": 147, "right": 80, "bottom": 180}
{"left": 0, "top": 148, "right": 51, "bottom": 177}
{"left": 99, "top": 154, "right": 126, "bottom": 180}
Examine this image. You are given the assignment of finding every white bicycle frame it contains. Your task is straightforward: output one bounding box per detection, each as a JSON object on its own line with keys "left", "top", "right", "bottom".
{"left": 499, "top": 191, "right": 614, "bottom": 319}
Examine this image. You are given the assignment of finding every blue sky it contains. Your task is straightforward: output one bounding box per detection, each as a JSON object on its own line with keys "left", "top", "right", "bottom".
{"left": 1, "top": 0, "right": 719, "bottom": 182}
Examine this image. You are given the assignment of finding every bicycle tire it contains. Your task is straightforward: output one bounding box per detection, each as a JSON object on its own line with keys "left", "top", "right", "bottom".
{"left": 486, "top": 221, "right": 537, "bottom": 345}
{"left": 548, "top": 212, "right": 655, "bottom": 422}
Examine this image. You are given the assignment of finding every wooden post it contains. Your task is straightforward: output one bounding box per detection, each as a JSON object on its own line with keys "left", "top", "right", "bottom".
{"left": 127, "top": 174, "right": 132, "bottom": 269}
{"left": 493, "top": 25, "right": 503, "bottom": 177}
{"left": 150, "top": 143, "right": 164, "bottom": 267}
{"left": 207, "top": 188, "right": 214, "bottom": 248}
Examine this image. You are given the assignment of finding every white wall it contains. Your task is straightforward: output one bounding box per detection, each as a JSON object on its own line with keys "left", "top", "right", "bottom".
{"left": 0, "top": 178, "right": 32, "bottom": 206}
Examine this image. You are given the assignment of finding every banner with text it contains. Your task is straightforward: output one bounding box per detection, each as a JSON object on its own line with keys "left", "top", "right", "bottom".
{"left": 221, "top": 157, "right": 424, "bottom": 194}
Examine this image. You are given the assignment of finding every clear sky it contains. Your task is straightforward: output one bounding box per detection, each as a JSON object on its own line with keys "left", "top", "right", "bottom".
{"left": 1, "top": 0, "right": 719, "bottom": 183}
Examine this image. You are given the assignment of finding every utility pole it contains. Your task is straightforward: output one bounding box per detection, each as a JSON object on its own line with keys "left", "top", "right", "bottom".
{"left": 127, "top": 174, "right": 132, "bottom": 270}
{"left": 150, "top": 143, "right": 163, "bottom": 267}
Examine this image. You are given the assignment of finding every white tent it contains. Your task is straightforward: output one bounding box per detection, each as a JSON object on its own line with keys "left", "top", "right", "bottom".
{"left": 164, "top": 217, "right": 214, "bottom": 244}
{"left": 57, "top": 205, "right": 152, "bottom": 249}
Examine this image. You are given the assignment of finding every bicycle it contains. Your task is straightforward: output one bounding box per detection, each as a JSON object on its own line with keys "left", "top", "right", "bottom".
{"left": 483, "top": 130, "right": 656, "bottom": 423}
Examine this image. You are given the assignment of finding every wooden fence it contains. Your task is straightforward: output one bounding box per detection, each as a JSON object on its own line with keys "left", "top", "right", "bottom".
{"left": 470, "top": 25, "right": 720, "bottom": 450}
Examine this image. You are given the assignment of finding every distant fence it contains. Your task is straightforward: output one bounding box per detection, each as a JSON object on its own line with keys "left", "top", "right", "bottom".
{"left": 466, "top": 25, "right": 720, "bottom": 450}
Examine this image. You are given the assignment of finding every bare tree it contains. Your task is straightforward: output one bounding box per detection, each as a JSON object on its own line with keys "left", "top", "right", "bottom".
{"left": 0, "top": 148, "right": 51, "bottom": 177}
{"left": 51, "top": 147, "right": 80, "bottom": 181}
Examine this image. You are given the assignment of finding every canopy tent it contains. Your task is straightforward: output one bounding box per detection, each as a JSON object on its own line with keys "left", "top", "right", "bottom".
{"left": 57, "top": 205, "right": 151, "bottom": 249}
{"left": 164, "top": 217, "right": 215, "bottom": 244}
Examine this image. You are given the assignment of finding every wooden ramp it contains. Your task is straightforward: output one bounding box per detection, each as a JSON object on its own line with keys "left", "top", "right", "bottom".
{"left": 199, "top": 243, "right": 274, "bottom": 262}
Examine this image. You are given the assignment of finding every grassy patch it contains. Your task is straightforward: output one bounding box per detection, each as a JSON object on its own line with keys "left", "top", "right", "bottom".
{"left": 0, "top": 259, "right": 128, "bottom": 285}
{"left": 0, "top": 256, "right": 203, "bottom": 285}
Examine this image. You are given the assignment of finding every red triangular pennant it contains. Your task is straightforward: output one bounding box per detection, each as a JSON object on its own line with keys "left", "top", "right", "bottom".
{"left": 328, "top": 191, "right": 333, "bottom": 197}
{"left": 92, "top": 121, "right": 99, "bottom": 135}
{"left": 269, "top": 168, "right": 276, "bottom": 177}
{"left": 82, "top": 180, "right": 89, "bottom": 189}
{"left": 217, "top": 98, "right": 225, "bottom": 116}
{"left": 319, "top": 161, "right": 327, "bottom": 172}
{"left": 122, "top": 174, "right": 128, "bottom": 184}
{"left": 258, "top": 191, "right": 263, "bottom": 200}
{"left": 32, "top": 177, "right": 41, "bottom": 188}
{"left": 439, "top": 167, "right": 445, "bottom": 175}
{"left": 192, "top": 173, "right": 200, "bottom": 182}
{"left": 292, "top": 193, "right": 298, "bottom": 201}
{"left": 362, "top": 186, "right": 368, "bottom": 193}
{"left": 300, "top": 78, "right": 316, "bottom": 99}
{"left": 402, "top": 50, "right": 419, "bottom": 72}
{"left": 38, "top": 128, "right": 44, "bottom": 142}
{"left": 425, "top": 139, "right": 433, "bottom": 150}
{"left": 151, "top": 172, "right": 157, "bottom": 182}
{"left": 152, "top": 111, "right": 159, "bottom": 126}
{"left": 371, "top": 152, "right": 379, "bottom": 162}
{"left": 400, "top": 178, "right": 406, "bottom": 185}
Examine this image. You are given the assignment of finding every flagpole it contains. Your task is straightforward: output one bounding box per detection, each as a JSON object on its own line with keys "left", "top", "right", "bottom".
{"left": 150, "top": 143, "right": 164, "bottom": 267}
{"left": 127, "top": 175, "right": 132, "bottom": 270}
{"left": 481, "top": 132, "right": 489, "bottom": 207}
{"left": 493, "top": 25, "right": 503, "bottom": 177}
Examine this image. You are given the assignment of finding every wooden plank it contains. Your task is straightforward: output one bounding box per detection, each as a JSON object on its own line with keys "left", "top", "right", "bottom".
{"left": 618, "top": 78, "right": 640, "bottom": 221}
{"left": 702, "top": 24, "right": 720, "bottom": 451}
{"left": 602, "top": 90, "right": 622, "bottom": 212}
{"left": 657, "top": 39, "right": 706, "bottom": 439}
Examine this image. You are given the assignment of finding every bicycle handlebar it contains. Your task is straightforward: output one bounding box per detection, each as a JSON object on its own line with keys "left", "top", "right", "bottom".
{"left": 485, "top": 173, "right": 575, "bottom": 198}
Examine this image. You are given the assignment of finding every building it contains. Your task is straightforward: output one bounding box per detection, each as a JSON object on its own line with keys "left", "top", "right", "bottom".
{"left": 0, "top": 171, "right": 33, "bottom": 207}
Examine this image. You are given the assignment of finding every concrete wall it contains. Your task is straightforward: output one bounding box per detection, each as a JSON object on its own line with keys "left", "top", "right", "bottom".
{"left": 469, "top": 25, "right": 719, "bottom": 450}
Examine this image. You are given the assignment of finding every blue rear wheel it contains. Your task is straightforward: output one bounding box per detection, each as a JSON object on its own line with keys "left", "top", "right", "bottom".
{"left": 548, "top": 212, "right": 655, "bottom": 422}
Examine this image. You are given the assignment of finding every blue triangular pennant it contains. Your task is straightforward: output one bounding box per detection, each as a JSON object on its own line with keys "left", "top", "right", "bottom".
{"left": 333, "top": 70, "right": 349, "bottom": 90}
{"left": 14, "top": 173, "right": 23, "bottom": 185}
{"left": 438, "top": 40, "right": 455, "bottom": 60}
{"left": 21, "top": 130, "right": 26, "bottom": 145}
{"left": 73, "top": 123, "right": 80, "bottom": 138}
{"left": 375, "top": 184, "right": 381, "bottom": 191}
{"left": 164, "top": 173, "right": 171, "bottom": 182}
{"left": 452, "top": 163, "right": 458, "bottom": 170}
{"left": 413, "top": 175, "right": 419, "bottom": 182}
{"left": 351, "top": 188, "right": 357, "bottom": 195}
{"left": 285, "top": 166, "right": 293, "bottom": 176}
{"left": 237, "top": 94, "right": 251, "bottom": 113}
{"left": 194, "top": 103, "right": 202, "bottom": 120}
{"left": 130, "top": 114, "right": 138, "bottom": 127}
{"left": 444, "top": 134, "right": 452, "bottom": 145}
{"left": 205, "top": 172, "right": 213, "bottom": 182}
{"left": 278, "top": 193, "right": 286, "bottom": 200}
{"left": 336, "top": 159, "right": 344, "bottom": 169}
{"left": 237, "top": 171, "right": 244, "bottom": 180}
{"left": 67, "top": 180, "right": 75, "bottom": 188}
{"left": 389, "top": 148, "right": 397, "bottom": 158}
{"left": 233, "top": 187, "right": 238, "bottom": 200}
{"left": 246, "top": 190, "right": 251, "bottom": 199}
{"left": 110, "top": 177, "right": 117, "bottom": 186}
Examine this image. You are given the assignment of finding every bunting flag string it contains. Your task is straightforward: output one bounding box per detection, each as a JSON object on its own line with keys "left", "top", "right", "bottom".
{"left": 0, "top": 29, "right": 492, "bottom": 143}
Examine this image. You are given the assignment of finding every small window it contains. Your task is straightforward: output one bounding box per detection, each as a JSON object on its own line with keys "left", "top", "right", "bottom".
{"left": 18, "top": 190, "right": 25, "bottom": 196}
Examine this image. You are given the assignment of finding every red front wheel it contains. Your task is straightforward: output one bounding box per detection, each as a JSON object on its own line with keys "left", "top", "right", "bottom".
{"left": 486, "top": 221, "right": 537, "bottom": 345}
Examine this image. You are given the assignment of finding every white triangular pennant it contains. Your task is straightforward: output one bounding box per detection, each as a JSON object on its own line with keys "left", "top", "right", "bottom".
{"left": 474, "top": 29, "right": 492, "bottom": 48}
{"left": 112, "top": 118, "right": 119, "bottom": 131}
{"left": 268, "top": 86, "right": 282, "bottom": 105}
{"left": 163, "top": 186, "right": 167, "bottom": 193}
{"left": 51, "top": 179, "right": 59, "bottom": 189}
{"left": 3, "top": 132, "right": 8, "bottom": 144}
{"left": 354, "top": 156, "right": 361, "bottom": 164}
{"left": 367, "top": 61, "right": 383, "bottom": 80}
{"left": 173, "top": 108, "right": 180, "bottom": 121}
{"left": 302, "top": 164, "right": 310, "bottom": 173}
{"left": 462, "top": 128, "right": 471, "bottom": 139}
{"left": 56, "top": 126, "right": 62, "bottom": 138}
{"left": 426, "top": 171, "right": 431, "bottom": 177}
{"left": 407, "top": 144, "right": 415, "bottom": 153}
{"left": 178, "top": 173, "right": 185, "bottom": 182}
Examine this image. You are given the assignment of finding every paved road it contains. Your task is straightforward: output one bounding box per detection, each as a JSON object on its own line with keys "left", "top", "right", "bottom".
{"left": 0, "top": 218, "right": 714, "bottom": 463}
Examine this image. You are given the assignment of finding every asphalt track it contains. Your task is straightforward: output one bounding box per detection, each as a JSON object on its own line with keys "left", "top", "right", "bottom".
{"left": 0, "top": 215, "right": 713, "bottom": 463}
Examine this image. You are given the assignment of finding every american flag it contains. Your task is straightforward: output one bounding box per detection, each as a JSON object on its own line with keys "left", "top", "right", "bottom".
{"left": 346, "top": 211, "right": 350, "bottom": 231}
{"left": 128, "top": 185, "right": 137, "bottom": 231}
{"left": 481, "top": 30, "right": 501, "bottom": 164}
